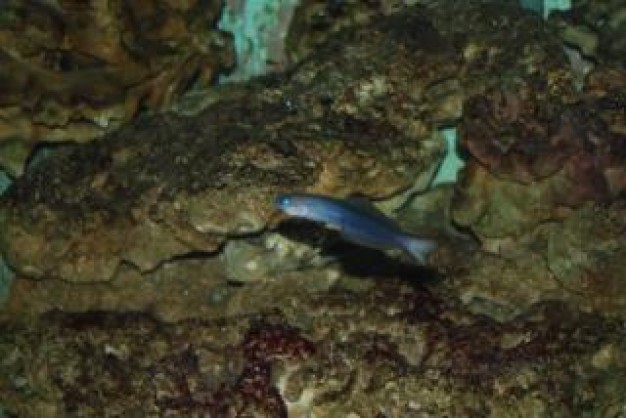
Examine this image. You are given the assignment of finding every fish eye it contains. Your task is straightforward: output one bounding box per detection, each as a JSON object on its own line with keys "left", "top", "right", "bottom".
{"left": 276, "top": 195, "right": 291, "bottom": 208}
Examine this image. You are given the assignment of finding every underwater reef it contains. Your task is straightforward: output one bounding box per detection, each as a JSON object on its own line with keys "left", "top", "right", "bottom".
{"left": 0, "top": 0, "right": 625, "bottom": 416}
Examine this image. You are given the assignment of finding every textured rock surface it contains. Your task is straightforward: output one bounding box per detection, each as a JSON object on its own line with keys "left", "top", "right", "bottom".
{"left": 2, "top": 0, "right": 623, "bottom": 321}
{"left": 551, "top": 0, "right": 626, "bottom": 66}
{"left": 447, "top": 67, "right": 626, "bottom": 320}
{"left": 0, "top": 8, "right": 450, "bottom": 287}
{"left": 0, "top": 0, "right": 234, "bottom": 175}
{"left": 1, "top": 282, "right": 625, "bottom": 417}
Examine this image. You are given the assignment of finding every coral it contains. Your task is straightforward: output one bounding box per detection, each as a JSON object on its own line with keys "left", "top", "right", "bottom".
{"left": 431, "top": 128, "right": 466, "bottom": 187}
{"left": 218, "top": 0, "right": 300, "bottom": 81}
{"left": 520, "top": 0, "right": 572, "bottom": 19}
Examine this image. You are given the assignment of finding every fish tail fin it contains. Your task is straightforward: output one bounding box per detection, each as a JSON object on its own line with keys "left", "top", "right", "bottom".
{"left": 398, "top": 235, "right": 436, "bottom": 264}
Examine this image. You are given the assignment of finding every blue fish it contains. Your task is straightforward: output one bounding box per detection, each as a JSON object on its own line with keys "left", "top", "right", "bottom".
{"left": 275, "top": 193, "right": 436, "bottom": 264}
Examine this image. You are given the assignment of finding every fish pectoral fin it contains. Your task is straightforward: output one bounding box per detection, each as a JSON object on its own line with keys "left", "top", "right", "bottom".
{"left": 399, "top": 235, "right": 436, "bottom": 264}
{"left": 325, "top": 223, "right": 342, "bottom": 231}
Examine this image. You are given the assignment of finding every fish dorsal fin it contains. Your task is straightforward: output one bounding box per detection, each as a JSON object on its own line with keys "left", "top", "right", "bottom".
{"left": 345, "top": 195, "right": 399, "bottom": 228}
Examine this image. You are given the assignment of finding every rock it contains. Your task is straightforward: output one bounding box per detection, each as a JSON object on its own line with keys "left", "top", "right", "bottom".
{"left": 222, "top": 232, "right": 328, "bottom": 284}
{"left": 1, "top": 283, "right": 624, "bottom": 416}
{"left": 0, "top": 0, "right": 622, "bottom": 321}
{"left": 550, "top": 0, "right": 626, "bottom": 67}
{"left": 448, "top": 63, "right": 626, "bottom": 320}
{"left": 2, "top": 257, "right": 229, "bottom": 323}
{"left": 0, "top": 0, "right": 235, "bottom": 175}
{"left": 0, "top": 8, "right": 449, "bottom": 288}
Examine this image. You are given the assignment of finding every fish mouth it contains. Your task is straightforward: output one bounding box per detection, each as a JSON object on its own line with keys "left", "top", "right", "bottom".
{"left": 275, "top": 194, "right": 294, "bottom": 212}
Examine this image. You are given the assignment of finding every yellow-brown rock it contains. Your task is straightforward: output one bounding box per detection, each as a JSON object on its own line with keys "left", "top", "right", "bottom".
{"left": 0, "top": 0, "right": 234, "bottom": 175}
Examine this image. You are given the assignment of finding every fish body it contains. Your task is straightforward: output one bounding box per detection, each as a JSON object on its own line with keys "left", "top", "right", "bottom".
{"left": 275, "top": 193, "right": 436, "bottom": 264}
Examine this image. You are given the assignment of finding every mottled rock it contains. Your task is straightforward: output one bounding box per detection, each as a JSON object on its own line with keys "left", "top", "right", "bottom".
{"left": 2, "top": 258, "right": 229, "bottom": 323}
{"left": 0, "top": 0, "right": 234, "bottom": 175}
{"left": 1, "top": 282, "right": 624, "bottom": 416}
{"left": 222, "top": 232, "right": 329, "bottom": 284}
{"left": 286, "top": 0, "right": 402, "bottom": 65}
{"left": 449, "top": 60, "right": 626, "bottom": 320}
{"left": 447, "top": 250, "right": 568, "bottom": 322}
{"left": 0, "top": 9, "right": 449, "bottom": 287}
{"left": 551, "top": 0, "right": 626, "bottom": 67}
{"left": 538, "top": 202, "right": 626, "bottom": 314}
{"left": 0, "top": 103, "right": 439, "bottom": 285}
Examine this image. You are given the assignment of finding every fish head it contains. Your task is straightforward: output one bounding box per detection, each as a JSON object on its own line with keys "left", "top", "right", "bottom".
{"left": 275, "top": 193, "right": 311, "bottom": 217}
